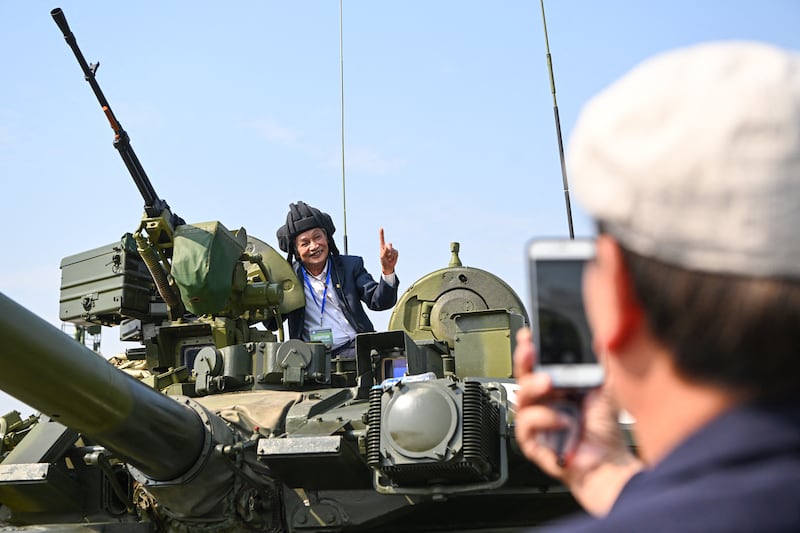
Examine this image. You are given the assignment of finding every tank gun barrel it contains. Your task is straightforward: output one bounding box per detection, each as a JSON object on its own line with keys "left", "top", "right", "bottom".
{"left": 0, "top": 291, "right": 206, "bottom": 481}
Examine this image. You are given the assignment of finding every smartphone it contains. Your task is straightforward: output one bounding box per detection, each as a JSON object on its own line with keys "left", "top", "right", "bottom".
{"left": 527, "top": 238, "right": 603, "bottom": 390}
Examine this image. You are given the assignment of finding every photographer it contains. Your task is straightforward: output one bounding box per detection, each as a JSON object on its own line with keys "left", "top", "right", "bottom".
{"left": 514, "top": 42, "right": 800, "bottom": 531}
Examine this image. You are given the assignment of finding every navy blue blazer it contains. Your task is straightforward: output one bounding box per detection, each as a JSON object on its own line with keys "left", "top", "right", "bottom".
{"left": 535, "top": 401, "right": 800, "bottom": 532}
{"left": 285, "top": 254, "right": 399, "bottom": 340}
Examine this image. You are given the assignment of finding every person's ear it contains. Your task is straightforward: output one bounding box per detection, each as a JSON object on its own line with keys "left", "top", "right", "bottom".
{"left": 593, "top": 236, "right": 644, "bottom": 353}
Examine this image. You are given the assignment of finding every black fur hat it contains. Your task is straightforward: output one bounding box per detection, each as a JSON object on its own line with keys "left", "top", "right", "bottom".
{"left": 276, "top": 201, "right": 340, "bottom": 262}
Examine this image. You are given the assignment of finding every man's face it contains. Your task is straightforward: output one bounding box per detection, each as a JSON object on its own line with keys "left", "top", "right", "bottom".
{"left": 295, "top": 227, "right": 329, "bottom": 273}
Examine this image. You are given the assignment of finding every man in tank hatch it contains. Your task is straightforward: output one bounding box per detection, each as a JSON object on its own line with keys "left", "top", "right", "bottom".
{"left": 274, "top": 201, "right": 399, "bottom": 360}
{"left": 514, "top": 41, "right": 800, "bottom": 532}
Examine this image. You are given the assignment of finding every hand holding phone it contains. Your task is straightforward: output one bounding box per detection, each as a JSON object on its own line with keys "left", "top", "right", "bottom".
{"left": 527, "top": 238, "right": 603, "bottom": 463}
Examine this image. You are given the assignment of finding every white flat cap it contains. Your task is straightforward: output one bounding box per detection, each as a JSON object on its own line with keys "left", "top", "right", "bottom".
{"left": 569, "top": 41, "right": 800, "bottom": 278}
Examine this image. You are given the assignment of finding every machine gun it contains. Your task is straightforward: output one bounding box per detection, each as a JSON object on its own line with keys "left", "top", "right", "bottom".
{"left": 52, "top": 8, "right": 307, "bottom": 374}
{"left": 51, "top": 8, "right": 180, "bottom": 226}
{"left": 53, "top": 7, "right": 206, "bottom": 323}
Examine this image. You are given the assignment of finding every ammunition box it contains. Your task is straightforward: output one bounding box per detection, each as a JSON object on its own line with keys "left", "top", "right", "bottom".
{"left": 59, "top": 234, "right": 154, "bottom": 326}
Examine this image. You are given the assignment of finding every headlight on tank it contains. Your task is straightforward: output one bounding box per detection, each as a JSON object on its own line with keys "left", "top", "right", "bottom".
{"left": 366, "top": 376, "right": 507, "bottom": 494}
{"left": 383, "top": 381, "right": 458, "bottom": 460}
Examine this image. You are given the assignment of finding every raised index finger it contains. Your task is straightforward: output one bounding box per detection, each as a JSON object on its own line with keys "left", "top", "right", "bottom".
{"left": 379, "top": 227, "right": 386, "bottom": 248}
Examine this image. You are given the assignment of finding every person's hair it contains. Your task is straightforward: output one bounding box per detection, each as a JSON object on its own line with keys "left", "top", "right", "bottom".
{"left": 599, "top": 223, "right": 800, "bottom": 401}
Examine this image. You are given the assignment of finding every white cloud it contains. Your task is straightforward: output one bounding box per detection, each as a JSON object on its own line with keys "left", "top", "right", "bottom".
{"left": 325, "top": 144, "right": 406, "bottom": 176}
{"left": 347, "top": 145, "right": 406, "bottom": 175}
{"left": 250, "top": 118, "right": 300, "bottom": 145}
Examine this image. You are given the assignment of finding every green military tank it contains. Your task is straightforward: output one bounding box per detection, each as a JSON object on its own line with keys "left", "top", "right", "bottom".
{"left": 0, "top": 8, "right": 580, "bottom": 532}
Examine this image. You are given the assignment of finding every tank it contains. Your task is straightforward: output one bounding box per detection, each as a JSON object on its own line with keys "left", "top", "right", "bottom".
{"left": 0, "top": 8, "right": 581, "bottom": 532}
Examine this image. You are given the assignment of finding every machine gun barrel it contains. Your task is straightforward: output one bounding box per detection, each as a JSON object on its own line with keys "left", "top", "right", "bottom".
{"left": 51, "top": 8, "right": 170, "bottom": 220}
{"left": 0, "top": 291, "right": 206, "bottom": 481}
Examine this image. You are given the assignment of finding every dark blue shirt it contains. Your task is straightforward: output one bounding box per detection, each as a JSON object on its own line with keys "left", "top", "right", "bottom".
{"left": 538, "top": 402, "right": 800, "bottom": 532}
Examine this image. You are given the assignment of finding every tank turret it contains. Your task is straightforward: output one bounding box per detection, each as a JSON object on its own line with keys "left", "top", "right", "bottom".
{"left": 1, "top": 239, "right": 578, "bottom": 531}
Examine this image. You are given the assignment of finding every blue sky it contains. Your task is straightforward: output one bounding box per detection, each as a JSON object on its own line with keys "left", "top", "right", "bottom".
{"left": 1, "top": 1, "right": 798, "bottom": 414}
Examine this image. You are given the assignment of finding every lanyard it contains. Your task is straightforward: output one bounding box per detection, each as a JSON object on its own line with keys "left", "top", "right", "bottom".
{"left": 302, "top": 261, "right": 331, "bottom": 321}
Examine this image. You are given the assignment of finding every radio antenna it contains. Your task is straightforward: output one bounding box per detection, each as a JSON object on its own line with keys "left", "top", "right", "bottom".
{"left": 539, "top": 0, "right": 575, "bottom": 239}
{"left": 339, "top": 0, "right": 349, "bottom": 253}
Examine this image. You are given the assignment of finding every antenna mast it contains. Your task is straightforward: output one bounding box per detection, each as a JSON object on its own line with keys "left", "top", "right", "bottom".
{"left": 539, "top": 0, "right": 575, "bottom": 239}
{"left": 339, "top": 0, "right": 349, "bottom": 253}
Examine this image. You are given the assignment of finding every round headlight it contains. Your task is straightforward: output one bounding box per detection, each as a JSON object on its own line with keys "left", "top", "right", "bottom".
{"left": 383, "top": 383, "right": 458, "bottom": 460}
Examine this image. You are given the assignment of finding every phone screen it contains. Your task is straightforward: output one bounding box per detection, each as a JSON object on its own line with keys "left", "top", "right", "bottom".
{"left": 534, "top": 258, "right": 595, "bottom": 365}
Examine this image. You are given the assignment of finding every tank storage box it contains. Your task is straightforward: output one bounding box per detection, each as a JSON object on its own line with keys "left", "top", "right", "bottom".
{"left": 59, "top": 233, "right": 154, "bottom": 326}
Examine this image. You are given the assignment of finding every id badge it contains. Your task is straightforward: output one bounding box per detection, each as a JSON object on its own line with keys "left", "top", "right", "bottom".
{"left": 310, "top": 328, "right": 334, "bottom": 350}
